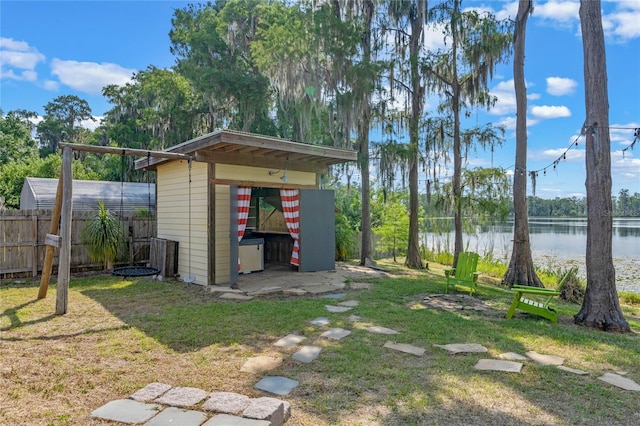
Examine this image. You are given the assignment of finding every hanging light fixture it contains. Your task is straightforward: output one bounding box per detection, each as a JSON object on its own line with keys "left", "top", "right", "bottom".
{"left": 280, "top": 169, "right": 288, "bottom": 182}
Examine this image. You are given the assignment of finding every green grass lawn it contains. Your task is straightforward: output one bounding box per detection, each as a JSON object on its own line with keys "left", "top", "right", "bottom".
{"left": 1, "top": 264, "right": 639, "bottom": 426}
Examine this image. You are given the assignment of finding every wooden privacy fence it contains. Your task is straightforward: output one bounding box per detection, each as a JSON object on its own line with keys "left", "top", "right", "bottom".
{"left": 0, "top": 210, "right": 156, "bottom": 279}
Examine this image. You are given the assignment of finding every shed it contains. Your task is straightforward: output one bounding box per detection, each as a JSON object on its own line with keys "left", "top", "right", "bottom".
{"left": 135, "top": 129, "right": 357, "bottom": 286}
{"left": 20, "top": 177, "right": 156, "bottom": 212}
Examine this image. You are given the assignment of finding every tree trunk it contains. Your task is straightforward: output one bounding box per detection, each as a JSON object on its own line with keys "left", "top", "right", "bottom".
{"left": 503, "top": 0, "right": 543, "bottom": 287}
{"left": 574, "top": 0, "right": 629, "bottom": 332}
{"left": 359, "top": 0, "right": 374, "bottom": 266}
{"left": 405, "top": 0, "right": 426, "bottom": 269}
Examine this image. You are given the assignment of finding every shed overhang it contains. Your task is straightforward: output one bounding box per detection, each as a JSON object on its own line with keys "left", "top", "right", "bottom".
{"left": 134, "top": 130, "right": 357, "bottom": 173}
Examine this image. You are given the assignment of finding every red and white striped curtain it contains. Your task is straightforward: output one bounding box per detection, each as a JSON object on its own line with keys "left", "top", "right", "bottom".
{"left": 237, "top": 186, "right": 252, "bottom": 270}
{"left": 280, "top": 188, "right": 300, "bottom": 267}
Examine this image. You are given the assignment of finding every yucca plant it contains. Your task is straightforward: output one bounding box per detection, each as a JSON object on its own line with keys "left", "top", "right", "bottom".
{"left": 81, "top": 201, "right": 123, "bottom": 271}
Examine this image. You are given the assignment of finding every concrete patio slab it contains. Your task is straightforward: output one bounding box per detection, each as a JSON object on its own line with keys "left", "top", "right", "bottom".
{"left": 364, "top": 326, "right": 400, "bottom": 335}
{"left": 474, "top": 359, "right": 523, "bottom": 373}
{"left": 557, "top": 366, "right": 589, "bottom": 375}
{"left": 208, "top": 286, "right": 244, "bottom": 294}
{"left": 255, "top": 376, "right": 299, "bottom": 396}
{"left": 497, "top": 352, "right": 528, "bottom": 361}
{"left": 325, "top": 305, "right": 352, "bottom": 313}
{"left": 384, "top": 341, "right": 425, "bottom": 356}
{"left": 155, "top": 387, "right": 210, "bottom": 407}
{"left": 283, "top": 288, "right": 307, "bottom": 296}
{"left": 302, "top": 284, "right": 339, "bottom": 294}
{"left": 203, "top": 414, "right": 270, "bottom": 426}
{"left": 292, "top": 346, "right": 322, "bottom": 363}
{"left": 434, "top": 343, "right": 488, "bottom": 354}
{"left": 91, "top": 399, "right": 160, "bottom": 424}
{"left": 273, "top": 334, "right": 307, "bottom": 347}
{"left": 240, "top": 356, "right": 283, "bottom": 374}
{"left": 598, "top": 373, "right": 640, "bottom": 391}
{"left": 143, "top": 407, "right": 207, "bottom": 426}
{"left": 309, "top": 317, "right": 331, "bottom": 326}
{"left": 130, "top": 382, "right": 172, "bottom": 402}
{"left": 320, "top": 328, "right": 351, "bottom": 340}
{"left": 202, "top": 392, "right": 251, "bottom": 415}
{"left": 247, "top": 286, "right": 282, "bottom": 296}
{"left": 526, "top": 351, "right": 564, "bottom": 366}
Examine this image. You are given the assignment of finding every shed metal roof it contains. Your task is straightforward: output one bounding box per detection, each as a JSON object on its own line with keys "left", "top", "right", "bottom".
{"left": 20, "top": 177, "right": 155, "bottom": 212}
{"left": 134, "top": 129, "right": 357, "bottom": 173}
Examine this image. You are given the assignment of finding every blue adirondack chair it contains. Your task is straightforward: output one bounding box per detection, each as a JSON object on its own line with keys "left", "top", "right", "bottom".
{"left": 444, "top": 252, "right": 480, "bottom": 295}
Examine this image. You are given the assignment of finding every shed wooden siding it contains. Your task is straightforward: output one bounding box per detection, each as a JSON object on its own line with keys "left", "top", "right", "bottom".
{"left": 156, "top": 160, "right": 208, "bottom": 284}
{"left": 214, "top": 184, "right": 231, "bottom": 284}
{"left": 215, "top": 164, "right": 316, "bottom": 186}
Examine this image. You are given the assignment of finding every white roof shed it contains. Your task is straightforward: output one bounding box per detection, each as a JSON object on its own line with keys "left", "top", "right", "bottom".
{"left": 20, "top": 177, "right": 156, "bottom": 212}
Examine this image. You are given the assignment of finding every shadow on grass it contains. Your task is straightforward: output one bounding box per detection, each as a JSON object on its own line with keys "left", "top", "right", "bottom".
{"left": 79, "top": 278, "right": 335, "bottom": 353}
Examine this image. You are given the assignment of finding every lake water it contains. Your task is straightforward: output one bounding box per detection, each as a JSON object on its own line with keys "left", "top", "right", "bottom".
{"left": 422, "top": 217, "right": 640, "bottom": 294}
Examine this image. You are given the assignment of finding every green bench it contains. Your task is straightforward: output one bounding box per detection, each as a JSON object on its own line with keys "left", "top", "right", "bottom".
{"left": 505, "top": 272, "right": 571, "bottom": 323}
{"left": 444, "top": 252, "right": 480, "bottom": 296}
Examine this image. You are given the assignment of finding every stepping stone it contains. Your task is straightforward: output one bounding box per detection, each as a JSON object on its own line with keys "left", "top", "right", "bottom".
{"left": 320, "top": 328, "right": 351, "bottom": 340}
{"left": 240, "top": 356, "right": 283, "bottom": 373}
{"left": 154, "top": 387, "right": 209, "bottom": 407}
{"left": 325, "top": 305, "right": 351, "bottom": 313}
{"left": 273, "top": 334, "right": 306, "bottom": 348}
{"left": 525, "top": 351, "right": 564, "bottom": 366}
{"left": 337, "top": 300, "right": 359, "bottom": 307}
{"left": 309, "top": 317, "right": 331, "bottom": 326}
{"left": 144, "top": 407, "right": 207, "bottom": 426}
{"left": 598, "top": 373, "right": 640, "bottom": 391}
{"left": 292, "top": 346, "right": 322, "bottom": 363}
{"left": 203, "top": 392, "right": 251, "bottom": 415}
{"left": 474, "top": 359, "right": 523, "bottom": 373}
{"left": 497, "top": 352, "right": 528, "bottom": 361}
{"left": 557, "top": 366, "right": 589, "bottom": 375}
{"left": 364, "top": 325, "right": 400, "bottom": 334}
{"left": 365, "top": 326, "right": 400, "bottom": 335}
{"left": 219, "top": 293, "right": 255, "bottom": 301}
{"left": 384, "top": 341, "right": 425, "bottom": 356}
{"left": 255, "top": 376, "right": 299, "bottom": 396}
{"left": 130, "top": 382, "right": 172, "bottom": 402}
{"left": 90, "top": 399, "right": 160, "bottom": 424}
{"left": 348, "top": 315, "right": 362, "bottom": 322}
{"left": 434, "top": 343, "right": 488, "bottom": 354}
{"left": 243, "top": 397, "right": 288, "bottom": 425}
{"left": 203, "top": 414, "right": 270, "bottom": 425}
{"left": 322, "top": 293, "right": 346, "bottom": 299}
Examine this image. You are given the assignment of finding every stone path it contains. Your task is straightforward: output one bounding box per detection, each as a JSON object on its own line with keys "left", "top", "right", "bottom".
{"left": 91, "top": 263, "right": 639, "bottom": 424}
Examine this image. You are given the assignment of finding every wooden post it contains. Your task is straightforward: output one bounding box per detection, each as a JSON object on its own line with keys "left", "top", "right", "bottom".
{"left": 56, "top": 146, "right": 73, "bottom": 315}
{"left": 31, "top": 215, "right": 38, "bottom": 277}
{"left": 38, "top": 171, "right": 64, "bottom": 299}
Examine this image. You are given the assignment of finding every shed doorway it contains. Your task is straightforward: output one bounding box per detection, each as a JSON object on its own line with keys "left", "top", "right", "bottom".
{"left": 231, "top": 186, "right": 335, "bottom": 282}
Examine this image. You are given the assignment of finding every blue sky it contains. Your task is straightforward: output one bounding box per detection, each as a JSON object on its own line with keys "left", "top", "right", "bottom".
{"left": 1, "top": 0, "right": 639, "bottom": 199}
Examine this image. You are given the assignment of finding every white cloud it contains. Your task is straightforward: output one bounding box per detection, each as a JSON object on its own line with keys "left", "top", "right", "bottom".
{"left": 80, "top": 116, "right": 103, "bottom": 131}
{"left": 546, "top": 77, "right": 578, "bottom": 96}
{"left": 534, "top": 1, "right": 580, "bottom": 25}
{"left": 0, "top": 37, "right": 45, "bottom": 81}
{"left": 531, "top": 105, "right": 572, "bottom": 119}
{"left": 610, "top": 122, "right": 639, "bottom": 148}
{"left": 43, "top": 80, "right": 60, "bottom": 91}
{"left": 488, "top": 79, "right": 516, "bottom": 115}
{"left": 602, "top": 1, "right": 640, "bottom": 42}
{"left": 50, "top": 59, "right": 135, "bottom": 95}
{"left": 424, "top": 22, "right": 447, "bottom": 51}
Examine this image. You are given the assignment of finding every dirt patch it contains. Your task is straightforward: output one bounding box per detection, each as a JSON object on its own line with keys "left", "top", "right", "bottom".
{"left": 419, "top": 294, "right": 500, "bottom": 316}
